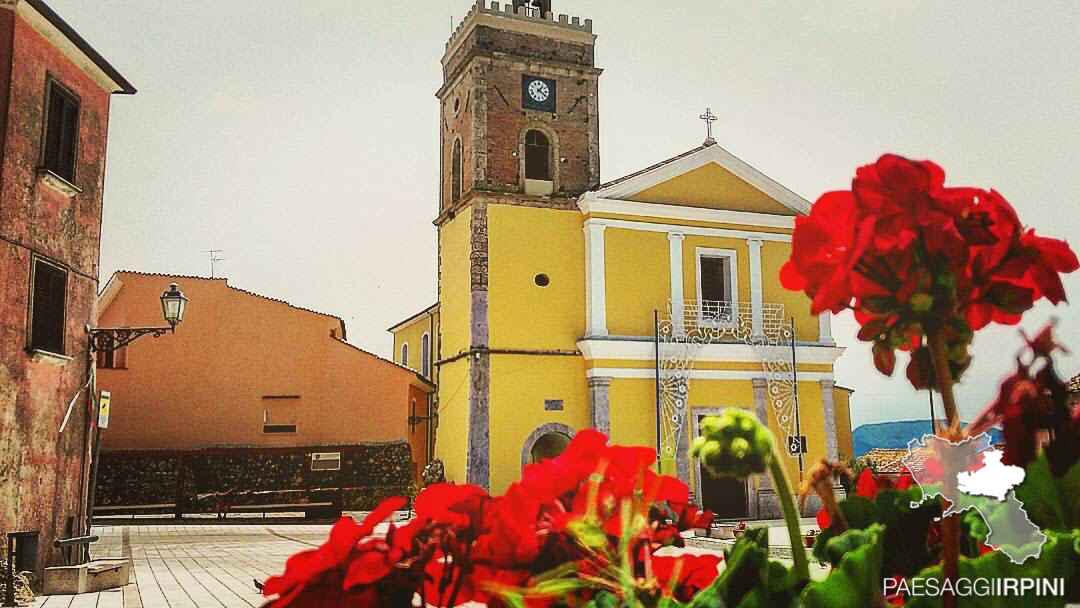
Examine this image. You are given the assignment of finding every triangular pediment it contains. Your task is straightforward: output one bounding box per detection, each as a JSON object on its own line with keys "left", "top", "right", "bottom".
{"left": 591, "top": 144, "right": 810, "bottom": 216}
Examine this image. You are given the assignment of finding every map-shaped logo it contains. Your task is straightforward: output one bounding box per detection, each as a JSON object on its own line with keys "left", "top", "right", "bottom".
{"left": 904, "top": 433, "right": 1046, "bottom": 564}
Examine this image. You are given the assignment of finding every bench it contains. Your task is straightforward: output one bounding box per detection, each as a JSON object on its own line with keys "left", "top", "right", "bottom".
{"left": 93, "top": 503, "right": 176, "bottom": 519}
{"left": 217, "top": 501, "right": 339, "bottom": 520}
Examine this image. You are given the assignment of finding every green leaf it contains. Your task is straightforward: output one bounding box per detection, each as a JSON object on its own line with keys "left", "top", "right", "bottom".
{"left": 801, "top": 524, "right": 886, "bottom": 608}
{"left": 1014, "top": 453, "right": 1080, "bottom": 531}
{"left": 812, "top": 496, "right": 875, "bottom": 564}
{"left": 685, "top": 526, "right": 800, "bottom": 608}
{"left": 583, "top": 591, "right": 618, "bottom": 608}
{"left": 906, "top": 529, "right": 1080, "bottom": 608}
{"left": 813, "top": 488, "right": 941, "bottom": 577}
{"left": 874, "top": 487, "right": 942, "bottom": 576}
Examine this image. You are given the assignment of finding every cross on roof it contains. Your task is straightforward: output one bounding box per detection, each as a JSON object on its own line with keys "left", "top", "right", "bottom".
{"left": 699, "top": 107, "right": 718, "bottom": 146}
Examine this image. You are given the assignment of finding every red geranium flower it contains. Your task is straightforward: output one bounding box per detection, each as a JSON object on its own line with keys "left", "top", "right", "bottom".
{"left": 652, "top": 554, "right": 722, "bottom": 602}
{"left": 262, "top": 497, "right": 404, "bottom": 606}
{"left": 783, "top": 154, "right": 1077, "bottom": 392}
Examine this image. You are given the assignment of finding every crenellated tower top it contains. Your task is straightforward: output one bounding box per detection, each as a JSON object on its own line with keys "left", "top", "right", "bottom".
{"left": 445, "top": 0, "right": 593, "bottom": 55}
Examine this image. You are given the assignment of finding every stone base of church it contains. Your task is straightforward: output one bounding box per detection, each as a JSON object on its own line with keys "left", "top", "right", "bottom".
{"left": 750, "top": 484, "right": 847, "bottom": 522}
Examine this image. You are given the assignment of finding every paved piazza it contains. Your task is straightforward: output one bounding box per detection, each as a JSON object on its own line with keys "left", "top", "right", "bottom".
{"left": 30, "top": 521, "right": 358, "bottom": 608}
{"left": 28, "top": 518, "right": 816, "bottom": 607}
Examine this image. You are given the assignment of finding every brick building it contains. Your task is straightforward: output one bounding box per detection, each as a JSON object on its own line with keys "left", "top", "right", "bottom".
{"left": 0, "top": 0, "right": 133, "bottom": 573}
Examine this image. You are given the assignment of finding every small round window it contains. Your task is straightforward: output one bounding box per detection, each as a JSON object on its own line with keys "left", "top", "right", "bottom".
{"left": 534, "top": 274, "right": 550, "bottom": 287}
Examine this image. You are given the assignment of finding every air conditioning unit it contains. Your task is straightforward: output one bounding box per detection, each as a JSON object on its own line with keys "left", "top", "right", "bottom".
{"left": 310, "top": 452, "right": 341, "bottom": 471}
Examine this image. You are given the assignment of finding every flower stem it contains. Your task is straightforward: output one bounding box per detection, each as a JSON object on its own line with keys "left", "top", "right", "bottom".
{"left": 768, "top": 457, "right": 810, "bottom": 584}
{"left": 928, "top": 329, "right": 959, "bottom": 427}
{"left": 928, "top": 327, "right": 959, "bottom": 608}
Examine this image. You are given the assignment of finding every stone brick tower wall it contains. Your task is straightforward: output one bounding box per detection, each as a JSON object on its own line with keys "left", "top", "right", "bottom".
{"left": 436, "top": 0, "right": 601, "bottom": 216}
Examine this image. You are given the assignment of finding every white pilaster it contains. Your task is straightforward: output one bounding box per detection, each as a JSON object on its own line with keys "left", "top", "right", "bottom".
{"left": 668, "top": 232, "right": 685, "bottom": 335}
{"left": 747, "top": 237, "right": 764, "bottom": 336}
{"left": 585, "top": 220, "right": 608, "bottom": 337}
{"left": 819, "top": 311, "right": 834, "bottom": 345}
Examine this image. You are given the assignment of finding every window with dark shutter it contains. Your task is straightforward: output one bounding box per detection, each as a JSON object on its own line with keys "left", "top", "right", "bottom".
{"left": 30, "top": 260, "right": 67, "bottom": 354}
{"left": 524, "top": 130, "right": 550, "bottom": 180}
{"left": 42, "top": 81, "right": 79, "bottom": 182}
{"left": 700, "top": 256, "right": 730, "bottom": 303}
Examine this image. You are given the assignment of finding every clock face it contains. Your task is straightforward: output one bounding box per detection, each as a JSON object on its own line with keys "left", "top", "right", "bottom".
{"left": 527, "top": 79, "right": 550, "bottom": 103}
{"left": 522, "top": 75, "right": 556, "bottom": 111}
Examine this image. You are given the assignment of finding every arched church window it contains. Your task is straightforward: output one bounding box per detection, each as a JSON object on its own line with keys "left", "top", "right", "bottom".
{"left": 421, "top": 333, "right": 431, "bottom": 378}
{"left": 524, "top": 130, "right": 550, "bottom": 180}
{"left": 451, "top": 139, "right": 463, "bottom": 201}
{"left": 401, "top": 343, "right": 409, "bottom": 368}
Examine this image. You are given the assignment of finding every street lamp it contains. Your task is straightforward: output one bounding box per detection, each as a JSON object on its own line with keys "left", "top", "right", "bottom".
{"left": 160, "top": 282, "right": 188, "bottom": 329}
{"left": 81, "top": 283, "right": 189, "bottom": 554}
{"left": 89, "top": 282, "right": 189, "bottom": 352}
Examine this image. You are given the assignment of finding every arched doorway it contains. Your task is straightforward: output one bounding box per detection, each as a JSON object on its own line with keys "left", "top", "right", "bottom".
{"left": 693, "top": 410, "right": 749, "bottom": 519}
{"left": 530, "top": 432, "right": 571, "bottom": 464}
{"left": 521, "top": 423, "right": 575, "bottom": 469}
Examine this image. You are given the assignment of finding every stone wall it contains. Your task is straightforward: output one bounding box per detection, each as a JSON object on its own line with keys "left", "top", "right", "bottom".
{"left": 96, "top": 441, "right": 414, "bottom": 513}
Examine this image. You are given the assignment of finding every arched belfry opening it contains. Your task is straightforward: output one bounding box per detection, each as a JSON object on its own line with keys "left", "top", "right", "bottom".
{"left": 524, "top": 130, "right": 551, "bottom": 180}
{"left": 451, "top": 138, "right": 463, "bottom": 202}
{"left": 512, "top": 0, "right": 552, "bottom": 16}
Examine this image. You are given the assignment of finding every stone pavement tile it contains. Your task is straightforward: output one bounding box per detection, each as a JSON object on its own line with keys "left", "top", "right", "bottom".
{"left": 146, "top": 557, "right": 197, "bottom": 608}
{"left": 160, "top": 558, "right": 223, "bottom": 607}
{"left": 96, "top": 588, "right": 124, "bottom": 608}
{"left": 66, "top": 593, "right": 98, "bottom": 608}
{"left": 174, "top": 556, "right": 251, "bottom": 608}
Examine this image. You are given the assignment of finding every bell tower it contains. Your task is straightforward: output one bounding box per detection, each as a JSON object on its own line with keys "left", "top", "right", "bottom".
{"left": 434, "top": 1, "right": 601, "bottom": 491}
{"left": 436, "top": 0, "right": 600, "bottom": 215}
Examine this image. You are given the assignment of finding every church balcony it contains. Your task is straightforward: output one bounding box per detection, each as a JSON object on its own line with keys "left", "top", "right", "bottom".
{"left": 577, "top": 296, "right": 844, "bottom": 371}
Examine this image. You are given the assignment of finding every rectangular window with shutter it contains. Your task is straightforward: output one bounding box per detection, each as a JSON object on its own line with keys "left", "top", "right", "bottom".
{"left": 41, "top": 79, "right": 80, "bottom": 182}
{"left": 30, "top": 259, "right": 67, "bottom": 355}
{"left": 262, "top": 395, "right": 299, "bottom": 434}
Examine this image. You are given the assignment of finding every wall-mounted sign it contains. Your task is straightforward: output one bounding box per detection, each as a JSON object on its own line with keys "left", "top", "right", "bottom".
{"left": 98, "top": 390, "right": 111, "bottom": 429}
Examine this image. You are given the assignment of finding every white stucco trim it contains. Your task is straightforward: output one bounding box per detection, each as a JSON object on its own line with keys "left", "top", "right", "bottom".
{"left": 585, "top": 367, "right": 834, "bottom": 381}
{"left": 818, "top": 311, "right": 834, "bottom": 345}
{"left": 585, "top": 145, "right": 812, "bottom": 215}
{"left": 584, "top": 219, "right": 608, "bottom": 336}
{"left": 578, "top": 195, "right": 797, "bottom": 229}
{"left": 668, "top": 232, "right": 685, "bottom": 334}
{"left": 597, "top": 218, "right": 792, "bottom": 243}
{"left": 577, "top": 339, "right": 845, "bottom": 365}
{"left": 694, "top": 247, "right": 739, "bottom": 329}
{"left": 747, "top": 238, "right": 764, "bottom": 336}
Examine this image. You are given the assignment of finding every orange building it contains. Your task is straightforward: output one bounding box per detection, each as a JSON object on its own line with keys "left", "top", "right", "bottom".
{"left": 94, "top": 271, "right": 433, "bottom": 479}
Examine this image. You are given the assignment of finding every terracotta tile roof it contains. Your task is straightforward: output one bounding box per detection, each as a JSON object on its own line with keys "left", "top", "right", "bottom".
{"left": 387, "top": 303, "right": 439, "bottom": 333}
{"left": 862, "top": 448, "right": 920, "bottom": 474}
{"left": 596, "top": 143, "right": 712, "bottom": 190}
{"left": 110, "top": 270, "right": 344, "bottom": 326}
{"left": 863, "top": 442, "right": 1007, "bottom": 475}
{"left": 26, "top": 0, "right": 136, "bottom": 94}
{"left": 1067, "top": 373, "right": 1080, "bottom": 394}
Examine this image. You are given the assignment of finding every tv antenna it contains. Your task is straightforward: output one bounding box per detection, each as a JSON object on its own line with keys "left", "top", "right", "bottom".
{"left": 203, "top": 249, "right": 225, "bottom": 278}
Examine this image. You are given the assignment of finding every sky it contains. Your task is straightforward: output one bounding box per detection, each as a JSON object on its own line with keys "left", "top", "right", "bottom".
{"left": 50, "top": 1, "right": 1080, "bottom": 429}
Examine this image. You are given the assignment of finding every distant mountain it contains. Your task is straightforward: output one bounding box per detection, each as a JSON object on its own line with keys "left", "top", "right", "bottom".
{"left": 853, "top": 420, "right": 1003, "bottom": 457}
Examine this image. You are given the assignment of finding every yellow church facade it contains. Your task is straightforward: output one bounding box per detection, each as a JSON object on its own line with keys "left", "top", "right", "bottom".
{"left": 391, "top": 0, "right": 853, "bottom": 518}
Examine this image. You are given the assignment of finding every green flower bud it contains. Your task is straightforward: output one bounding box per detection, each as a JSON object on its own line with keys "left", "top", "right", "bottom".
{"left": 693, "top": 408, "right": 775, "bottom": 480}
